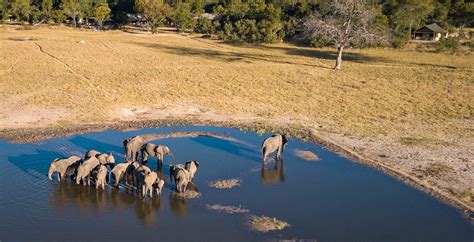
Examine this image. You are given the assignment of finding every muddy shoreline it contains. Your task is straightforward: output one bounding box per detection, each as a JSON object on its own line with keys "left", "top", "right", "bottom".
{"left": 0, "top": 118, "right": 472, "bottom": 219}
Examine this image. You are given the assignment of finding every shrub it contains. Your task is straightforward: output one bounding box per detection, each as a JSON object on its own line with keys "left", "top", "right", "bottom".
{"left": 195, "top": 15, "right": 213, "bottom": 35}
{"left": 437, "top": 37, "right": 460, "bottom": 53}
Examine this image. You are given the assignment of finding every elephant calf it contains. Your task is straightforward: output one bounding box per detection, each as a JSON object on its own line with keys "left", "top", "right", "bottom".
{"left": 261, "top": 134, "right": 288, "bottom": 162}
{"left": 48, "top": 156, "right": 82, "bottom": 181}
{"left": 95, "top": 165, "right": 108, "bottom": 190}
{"left": 185, "top": 160, "right": 199, "bottom": 181}
{"left": 142, "top": 171, "right": 165, "bottom": 198}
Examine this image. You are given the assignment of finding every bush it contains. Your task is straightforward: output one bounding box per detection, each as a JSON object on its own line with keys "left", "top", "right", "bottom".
{"left": 390, "top": 32, "right": 410, "bottom": 48}
{"left": 52, "top": 9, "right": 66, "bottom": 24}
{"left": 213, "top": 0, "right": 284, "bottom": 44}
{"left": 171, "top": 3, "right": 195, "bottom": 32}
{"left": 195, "top": 15, "right": 213, "bottom": 35}
{"left": 437, "top": 37, "right": 460, "bottom": 53}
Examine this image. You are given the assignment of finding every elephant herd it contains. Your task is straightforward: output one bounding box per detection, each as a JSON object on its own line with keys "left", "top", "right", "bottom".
{"left": 48, "top": 133, "right": 288, "bottom": 198}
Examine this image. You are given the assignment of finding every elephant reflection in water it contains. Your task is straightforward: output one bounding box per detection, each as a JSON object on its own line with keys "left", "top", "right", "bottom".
{"left": 134, "top": 197, "right": 162, "bottom": 225}
{"left": 169, "top": 182, "right": 198, "bottom": 217}
{"left": 49, "top": 182, "right": 109, "bottom": 212}
{"left": 260, "top": 159, "right": 285, "bottom": 185}
{"left": 49, "top": 181, "right": 162, "bottom": 225}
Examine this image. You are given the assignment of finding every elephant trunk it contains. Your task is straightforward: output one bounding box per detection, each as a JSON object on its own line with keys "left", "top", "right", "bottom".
{"left": 48, "top": 164, "right": 55, "bottom": 181}
{"left": 168, "top": 152, "right": 175, "bottom": 160}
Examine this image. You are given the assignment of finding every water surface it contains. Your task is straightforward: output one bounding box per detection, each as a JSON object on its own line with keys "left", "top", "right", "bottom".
{"left": 0, "top": 126, "right": 472, "bottom": 241}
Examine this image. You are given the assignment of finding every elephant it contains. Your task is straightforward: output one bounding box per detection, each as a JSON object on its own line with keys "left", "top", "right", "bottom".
{"left": 110, "top": 162, "right": 132, "bottom": 186}
{"left": 134, "top": 164, "right": 151, "bottom": 194}
{"left": 169, "top": 164, "right": 185, "bottom": 184}
{"left": 85, "top": 150, "right": 115, "bottom": 166}
{"left": 261, "top": 134, "right": 288, "bottom": 162}
{"left": 123, "top": 135, "right": 146, "bottom": 162}
{"left": 175, "top": 169, "right": 190, "bottom": 193}
{"left": 141, "top": 143, "right": 175, "bottom": 169}
{"left": 95, "top": 165, "right": 108, "bottom": 190}
{"left": 185, "top": 160, "right": 199, "bottom": 181}
{"left": 125, "top": 161, "right": 140, "bottom": 186}
{"left": 76, "top": 156, "right": 100, "bottom": 185}
{"left": 85, "top": 150, "right": 101, "bottom": 159}
{"left": 65, "top": 160, "right": 83, "bottom": 181}
{"left": 97, "top": 153, "right": 115, "bottom": 167}
{"left": 142, "top": 171, "right": 162, "bottom": 198}
{"left": 48, "top": 156, "right": 82, "bottom": 181}
{"left": 155, "top": 179, "right": 165, "bottom": 197}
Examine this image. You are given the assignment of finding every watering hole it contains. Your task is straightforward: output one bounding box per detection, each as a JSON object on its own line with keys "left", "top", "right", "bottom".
{"left": 0, "top": 126, "right": 472, "bottom": 241}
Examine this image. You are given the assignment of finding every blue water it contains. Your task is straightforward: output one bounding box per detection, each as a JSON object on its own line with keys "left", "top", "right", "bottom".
{"left": 0, "top": 126, "right": 472, "bottom": 241}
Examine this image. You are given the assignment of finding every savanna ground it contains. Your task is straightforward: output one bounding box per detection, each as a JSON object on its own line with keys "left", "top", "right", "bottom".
{"left": 0, "top": 24, "right": 472, "bottom": 214}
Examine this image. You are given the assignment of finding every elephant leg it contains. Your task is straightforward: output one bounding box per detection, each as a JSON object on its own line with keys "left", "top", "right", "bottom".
{"left": 143, "top": 151, "right": 148, "bottom": 162}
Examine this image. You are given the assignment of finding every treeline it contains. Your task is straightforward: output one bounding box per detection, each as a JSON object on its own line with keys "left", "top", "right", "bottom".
{"left": 0, "top": 0, "right": 472, "bottom": 46}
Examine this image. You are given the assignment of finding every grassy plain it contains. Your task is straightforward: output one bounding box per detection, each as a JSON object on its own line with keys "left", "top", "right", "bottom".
{"left": 0, "top": 24, "right": 472, "bottom": 211}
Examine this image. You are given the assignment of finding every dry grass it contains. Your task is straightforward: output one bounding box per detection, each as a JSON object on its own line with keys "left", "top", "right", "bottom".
{"left": 206, "top": 204, "right": 249, "bottom": 214}
{"left": 208, "top": 179, "right": 241, "bottom": 189}
{"left": 0, "top": 25, "right": 472, "bottom": 142}
{"left": 295, "top": 150, "right": 320, "bottom": 161}
{"left": 248, "top": 215, "right": 290, "bottom": 232}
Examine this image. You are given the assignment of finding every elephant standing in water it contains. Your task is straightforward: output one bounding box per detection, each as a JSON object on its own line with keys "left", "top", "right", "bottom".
{"left": 48, "top": 156, "right": 82, "bottom": 181}
{"left": 261, "top": 134, "right": 288, "bottom": 162}
{"left": 123, "top": 135, "right": 146, "bottom": 162}
{"left": 141, "top": 143, "right": 175, "bottom": 169}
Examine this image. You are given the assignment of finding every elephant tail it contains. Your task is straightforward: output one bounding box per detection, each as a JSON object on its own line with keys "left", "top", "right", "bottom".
{"left": 48, "top": 163, "right": 56, "bottom": 180}
{"left": 261, "top": 146, "right": 267, "bottom": 161}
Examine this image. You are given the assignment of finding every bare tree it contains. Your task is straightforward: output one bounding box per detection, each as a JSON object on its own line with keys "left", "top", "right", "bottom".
{"left": 304, "top": 0, "right": 385, "bottom": 70}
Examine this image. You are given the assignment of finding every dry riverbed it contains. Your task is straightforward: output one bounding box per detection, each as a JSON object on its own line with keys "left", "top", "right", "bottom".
{"left": 0, "top": 24, "right": 472, "bottom": 218}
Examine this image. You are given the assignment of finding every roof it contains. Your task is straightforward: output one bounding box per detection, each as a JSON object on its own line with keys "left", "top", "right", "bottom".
{"left": 415, "top": 23, "right": 446, "bottom": 33}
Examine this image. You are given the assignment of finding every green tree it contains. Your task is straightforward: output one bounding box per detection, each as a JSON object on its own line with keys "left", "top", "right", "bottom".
{"left": 41, "top": 0, "right": 53, "bottom": 22}
{"left": 195, "top": 15, "right": 213, "bottom": 34}
{"left": 11, "top": 0, "right": 31, "bottom": 23}
{"left": 0, "top": 0, "right": 9, "bottom": 23}
{"left": 213, "top": 0, "right": 284, "bottom": 43}
{"left": 172, "top": 3, "right": 195, "bottom": 32}
{"left": 384, "top": 0, "right": 435, "bottom": 47}
{"left": 93, "top": 4, "right": 111, "bottom": 29}
{"left": 134, "top": 0, "right": 171, "bottom": 33}
{"left": 62, "top": 0, "right": 82, "bottom": 27}
{"left": 52, "top": 9, "right": 67, "bottom": 24}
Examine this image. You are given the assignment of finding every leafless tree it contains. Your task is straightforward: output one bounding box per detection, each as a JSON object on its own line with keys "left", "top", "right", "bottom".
{"left": 304, "top": 0, "right": 385, "bottom": 70}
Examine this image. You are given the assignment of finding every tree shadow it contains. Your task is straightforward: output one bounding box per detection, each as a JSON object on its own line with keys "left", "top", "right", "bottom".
{"left": 128, "top": 41, "right": 333, "bottom": 69}
{"left": 261, "top": 45, "right": 387, "bottom": 63}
